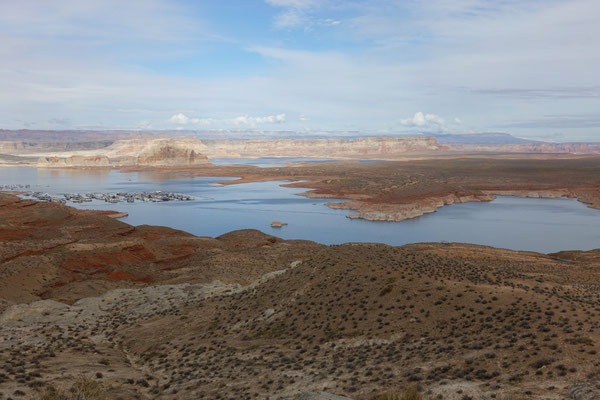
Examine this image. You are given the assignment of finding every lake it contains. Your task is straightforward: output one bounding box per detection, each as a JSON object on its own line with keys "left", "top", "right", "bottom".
{"left": 210, "top": 157, "right": 336, "bottom": 167}
{"left": 1, "top": 166, "right": 599, "bottom": 253}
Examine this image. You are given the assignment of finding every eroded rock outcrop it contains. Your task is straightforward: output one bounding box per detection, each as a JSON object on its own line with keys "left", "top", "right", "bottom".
{"left": 201, "top": 136, "right": 446, "bottom": 158}
{"left": 0, "top": 140, "right": 114, "bottom": 154}
{"left": 37, "top": 155, "right": 110, "bottom": 167}
{"left": 449, "top": 142, "right": 600, "bottom": 154}
{"left": 135, "top": 140, "right": 210, "bottom": 166}
{"left": 569, "top": 382, "right": 600, "bottom": 400}
{"left": 319, "top": 188, "right": 600, "bottom": 222}
{"left": 325, "top": 193, "right": 496, "bottom": 222}
{"left": 36, "top": 138, "right": 211, "bottom": 167}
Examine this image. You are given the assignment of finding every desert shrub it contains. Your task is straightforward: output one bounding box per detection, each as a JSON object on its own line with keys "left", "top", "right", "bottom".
{"left": 379, "top": 285, "right": 393, "bottom": 296}
{"left": 35, "top": 376, "right": 107, "bottom": 400}
{"left": 566, "top": 336, "right": 594, "bottom": 346}
{"left": 370, "top": 386, "right": 424, "bottom": 400}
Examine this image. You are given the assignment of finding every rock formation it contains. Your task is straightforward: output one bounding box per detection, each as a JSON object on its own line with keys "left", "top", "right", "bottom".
{"left": 19, "top": 136, "right": 444, "bottom": 167}
{"left": 135, "top": 139, "right": 210, "bottom": 166}
{"left": 37, "top": 155, "right": 111, "bottom": 167}
{"left": 201, "top": 136, "right": 446, "bottom": 158}
{"left": 322, "top": 189, "right": 599, "bottom": 222}
{"left": 448, "top": 142, "right": 600, "bottom": 154}
{"left": 0, "top": 140, "right": 114, "bottom": 154}
{"left": 99, "top": 138, "right": 208, "bottom": 158}
{"left": 5, "top": 134, "right": 600, "bottom": 166}
{"left": 325, "top": 193, "right": 496, "bottom": 222}
{"left": 36, "top": 138, "right": 211, "bottom": 167}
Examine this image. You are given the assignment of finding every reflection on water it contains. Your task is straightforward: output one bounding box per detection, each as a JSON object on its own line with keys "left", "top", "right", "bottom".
{"left": 210, "top": 157, "right": 335, "bottom": 168}
{"left": 133, "top": 170, "right": 197, "bottom": 183}
{"left": 37, "top": 168, "right": 111, "bottom": 179}
{"left": 1, "top": 167, "right": 599, "bottom": 253}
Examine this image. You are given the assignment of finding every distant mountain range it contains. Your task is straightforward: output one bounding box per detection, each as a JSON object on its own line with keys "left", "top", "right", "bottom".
{"left": 0, "top": 129, "right": 596, "bottom": 147}
{"left": 430, "top": 132, "right": 536, "bottom": 145}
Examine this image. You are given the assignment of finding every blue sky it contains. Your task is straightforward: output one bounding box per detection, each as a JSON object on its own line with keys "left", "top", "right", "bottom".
{"left": 0, "top": 0, "right": 599, "bottom": 140}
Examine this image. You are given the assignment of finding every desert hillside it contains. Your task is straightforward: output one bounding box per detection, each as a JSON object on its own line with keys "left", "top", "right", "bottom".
{"left": 0, "top": 193, "right": 599, "bottom": 399}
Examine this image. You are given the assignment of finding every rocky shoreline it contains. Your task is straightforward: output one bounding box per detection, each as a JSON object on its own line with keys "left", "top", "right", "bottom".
{"left": 301, "top": 188, "right": 600, "bottom": 222}
{"left": 4, "top": 156, "right": 600, "bottom": 226}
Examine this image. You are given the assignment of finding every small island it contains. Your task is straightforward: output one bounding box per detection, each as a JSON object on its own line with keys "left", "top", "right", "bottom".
{"left": 270, "top": 221, "right": 288, "bottom": 228}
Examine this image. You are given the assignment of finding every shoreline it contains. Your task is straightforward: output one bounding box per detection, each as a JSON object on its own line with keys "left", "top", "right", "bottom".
{"left": 2, "top": 159, "right": 600, "bottom": 224}
{"left": 310, "top": 188, "right": 600, "bottom": 222}
{"left": 1, "top": 191, "right": 597, "bottom": 257}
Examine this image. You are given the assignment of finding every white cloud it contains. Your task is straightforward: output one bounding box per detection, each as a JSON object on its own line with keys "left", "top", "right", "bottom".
{"left": 273, "top": 9, "right": 306, "bottom": 29}
{"left": 2, "top": 1, "right": 600, "bottom": 140}
{"left": 169, "top": 113, "right": 190, "bottom": 124}
{"left": 233, "top": 114, "right": 286, "bottom": 126}
{"left": 138, "top": 120, "right": 153, "bottom": 129}
{"left": 400, "top": 112, "right": 445, "bottom": 128}
{"left": 322, "top": 18, "right": 341, "bottom": 26}
{"left": 265, "top": 0, "right": 319, "bottom": 9}
{"left": 0, "top": 0, "right": 203, "bottom": 44}
{"left": 169, "top": 113, "right": 217, "bottom": 126}
{"left": 169, "top": 113, "right": 286, "bottom": 128}
{"left": 266, "top": 0, "right": 318, "bottom": 29}
{"left": 265, "top": 0, "right": 340, "bottom": 30}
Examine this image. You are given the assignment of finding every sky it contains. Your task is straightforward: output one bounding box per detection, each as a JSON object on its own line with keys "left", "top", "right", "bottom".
{"left": 0, "top": 0, "right": 599, "bottom": 141}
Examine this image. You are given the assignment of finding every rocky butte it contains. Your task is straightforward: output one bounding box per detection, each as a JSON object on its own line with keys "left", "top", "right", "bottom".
{"left": 13, "top": 136, "right": 447, "bottom": 166}
{"left": 199, "top": 136, "right": 446, "bottom": 158}
{"left": 37, "top": 155, "right": 111, "bottom": 168}
{"left": 36, "top": 138, "right": 212, "bottom": 168}
{"left": 6, "top": 134, "right": 600, "bottom": 169}
{"left": 447, "top": 142, "right": 600, "bottom": 154}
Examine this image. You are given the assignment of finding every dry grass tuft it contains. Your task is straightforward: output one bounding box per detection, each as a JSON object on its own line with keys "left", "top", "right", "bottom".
{"left": 35, "top": 376, "right": 107, "bottom": 400}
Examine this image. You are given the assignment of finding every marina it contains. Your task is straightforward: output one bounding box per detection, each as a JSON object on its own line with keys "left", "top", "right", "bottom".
{"left": 0, "top": 184, "right": 30, "bottom": 190}
{"left": 26, "top": 191, "right": 195, "bottom": 204}
{"left": 0, "top": 185, "right": 194, "bottom": 204}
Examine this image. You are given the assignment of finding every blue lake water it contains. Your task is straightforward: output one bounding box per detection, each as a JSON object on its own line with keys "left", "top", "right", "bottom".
{"left": 1, "top": 166, "right": 599, "bottom": 253}
{"left": 210, "top": 157, "right": 336, "bottom": 167}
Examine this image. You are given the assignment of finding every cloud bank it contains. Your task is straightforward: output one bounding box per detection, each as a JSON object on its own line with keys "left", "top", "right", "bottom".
{"left": 169, "top": 113, "right": 286, "bottom": 128}
{"left": 400, "top": 112, "right": 445, "bottom": 128}
{"left": 0, "top": 0, "right": 598, "bottom": 140}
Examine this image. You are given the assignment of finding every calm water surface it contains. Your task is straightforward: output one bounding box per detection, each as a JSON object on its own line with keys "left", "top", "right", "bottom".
{"left": 1, "top": 166, "right": 599, "bottom": 253}
{"left": 211, "top": 157, "right": 335, "bottom": 167}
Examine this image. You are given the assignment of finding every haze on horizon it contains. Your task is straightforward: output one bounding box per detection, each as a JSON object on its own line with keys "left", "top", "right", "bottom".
{"left": 1, "top": 0, "right": 598, "bottom": 141}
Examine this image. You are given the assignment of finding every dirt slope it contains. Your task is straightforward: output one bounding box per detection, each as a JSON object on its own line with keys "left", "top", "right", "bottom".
{"left": 0, "top": 194, "right": 599, "bottom": 399}
{"left": 0, "top": 193, "right": 320, "bottom": 308}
